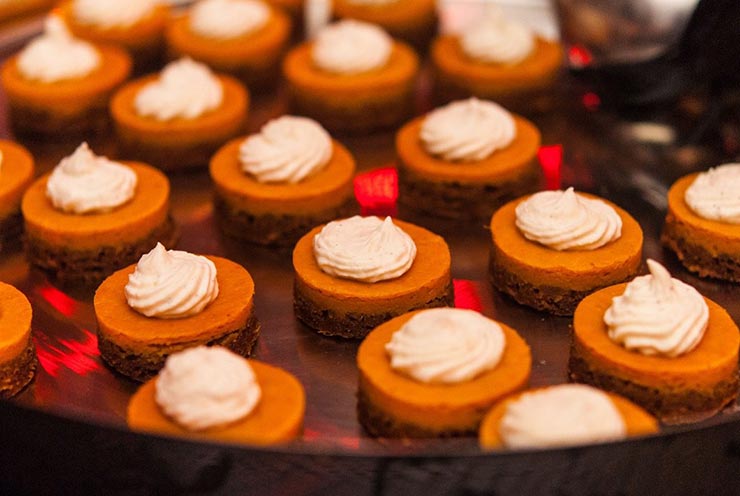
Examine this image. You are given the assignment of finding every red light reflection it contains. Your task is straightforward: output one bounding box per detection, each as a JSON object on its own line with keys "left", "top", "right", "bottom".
{"left": 538, "top": 145, "right": 563, "bottom": 190}
{"left": 35, "top": 328, "right": 101, "bottom": 377}
{"left": 568, "top": 45, "right": 593, "bottom": 68}
{"left": 453, "top": 279, "right": 482, "bottom": 312}
{"left": 38, "top": 284, "right": 79, "bottom": 317}
{"left": 353, "top": 167, "right": 398, "bottom": 217}
{"left": 582, "top": 92, "right": 601, "bottom": 111}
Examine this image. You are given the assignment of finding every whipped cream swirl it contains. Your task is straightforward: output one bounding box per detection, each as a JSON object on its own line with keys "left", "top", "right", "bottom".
{"left": 190, "top": 0, "right": 270, "bottom": 39}
{"left": 135, "top": 58, "right": 223, "bottom": 121}
{"left": 155, "top": 346, "right": 261, "bottom": 431}
{"left": 313, "top": 216, "right": 416, "bottom": 283}
{"left": 684, "top": 163, "right": 740, "bottom": 224}
{"left": 239, "top": 116, "right": 332, "bottom": 183}
{"left": 46, "top": 142, "right": 137, "bottom": 214}
{"left": 17, "top": 16, "right": 100, "bottom": 83}
{"left": 515, "top": 188, "right": 622, "bottom": 251}
{"left": 312, "top": 20, "right": 392, "bottom": 75}
{"left": 499, "top": 384, "right": 626, "bottom": 449}
{"left": 460, "top": 9, "right": 535, "bottom": 65}
{"left": 125, "top": 243, "right": 220, "bottom": 319}
{"left": 73, "top": 0, "right": 159, "bottom": 28}
{"left": 420, "top": 98, "right": 516, "bottom": 162}
{"left": 604, "top": 259, "right": 708, "bottom": 358}
{"left": 385, "top": 308, "right": 505, "bottom": 384}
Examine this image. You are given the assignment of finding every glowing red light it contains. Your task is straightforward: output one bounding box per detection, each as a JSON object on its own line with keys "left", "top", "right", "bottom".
{"left": 354, "top": 167, "right": 398, "bottom": 217}
{"left": 538, "top": 145, "right": 563, "bottom": 190}
{"left": 568, "top": 45, "right": 593, "bottom": 68}
{"left": 38, "top": 284, "right": 79, "bottom": 317}
{"left": 35, "top": 328, "right": 101, "bottom": 377}
{"left": 582, "top": 92, "right": 601, "bottom": 111}
{"left": 453, "top": 279, "right": 482, "bottom": 312}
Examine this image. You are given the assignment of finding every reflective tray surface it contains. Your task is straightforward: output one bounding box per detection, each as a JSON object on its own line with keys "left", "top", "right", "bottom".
{"left": 1, "top": 10, "right": 740, "bottom": 495}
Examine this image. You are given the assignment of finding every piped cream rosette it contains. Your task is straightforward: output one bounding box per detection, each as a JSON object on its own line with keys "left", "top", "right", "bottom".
{"left": 313, "top": 216, "right": 417, "bottom": 283}
{"left": 385, "top": 308, "right": 506, "bottom": 384}
{"left": 124, "top": 243, "right": 219, "bottom": 319}
{"left": 604, "top": 259, "right": 709, "bottom": 358}
{"left": 155, "top": 346, "right": 261, "bottom": 431}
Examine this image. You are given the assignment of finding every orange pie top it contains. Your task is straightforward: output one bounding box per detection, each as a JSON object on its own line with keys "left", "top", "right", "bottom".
{"left": 0, "top": 140, "right": 34, "bottom": 219}
{"left": 396, "top": 114, "right": 541, "bottom": 183}
{"left": 95, "top": 256, "right": 254, "bottom": 349}
{"left": 210, "top": 137, "right": 355, "bottom": 215}
{"left": 22, "top": 162, "right": 169, "bottom": 250}
{"left": 666, "top": 174, "right": 740, "bottom": 255}
{"left": 58, "top": 0, "right": 169, "bottom": 52}
{"left": 358, "top": 310, "right": 531, "bottom": 431}
{"left": 490, "top": 194, "right": 643, "bottom": 290}
{"left": 573, "top": 283, "right": 740, "bottom": 390}
{"left": 110, "top": 73, "right": 249, "bottom": 146}
{"left": 479, "top": 388, "right": 658, "bottom": 449}
{"left": 332, "top": 0, "right": 436, "bottom": 31}
{"left": 0, "top": 281, "right": 32, "bottom": 364}
{"left": 293, "top": 219, "right": 451, "bottom": 314}
{"left": 432, "top": 35, "right": 563, "bottom": 93}
{"left": 128, "top": 359, "right": 305, "bottom": 445}
{"left": 166, "top": 6, "right": 291, "bottom": 70}
{"left": 1, "top": 43, "right": 132, "bottom": 109}
{"left": 283, "top": 41, "right": 419, "bottom": 97}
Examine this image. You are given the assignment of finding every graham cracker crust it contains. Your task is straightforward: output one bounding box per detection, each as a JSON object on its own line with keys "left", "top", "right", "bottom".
{"left": 661, "top": 219, "right": 740, "bottom": 282}
{"left": 213, "top": 195, "right": 357, "bottom": 247}
{"left": 568, "top": 346, "right": 739, "bottom": 424}
{"left": 0, "top": 211, "right": 23, "bottom": 253}
{"left": 0, "top": 339, "right": 37, "bottom": 399}
{"left": 357, "top": 388, "right": 475, "bottom": 438}
{"left": 98, "top": 313, "right": 261, "bottom": 383}
{"left": 25, "top": 216, "right": 178, "bottom": 287}
{"left": 293, "top": 282, "right": 455, "bottom": 339}
{"left": 397, "top": 162, "right": 541, "bottom": 221}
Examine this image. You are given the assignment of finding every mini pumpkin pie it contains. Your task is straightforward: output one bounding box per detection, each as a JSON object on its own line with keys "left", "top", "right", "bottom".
{"left": 283, "top": 19, "right": 419, "bottom": 133}
{"left": 1, "top": 16, "right": 132, "bottom": 137}
{"left": 332, "top": 0, "right": 437, "bottom": 52}
{"left": 357, "top": 308, "right": 531, "bottom": 437}
{"left": 210, "top": 115, "right": 357, "bottom": 246}
{"left": 128, "top": 346, "right": 304, "bottom": 444}
{"left": 396, "top": 98, "right": 542, "bottom": 221}
{"left": 479, "top": 384, "right": 658, "bottom": 450}
{"left": 662, "top": 163, "right": 740, "bottom": 282}
{"left": 431, "top": 9, "right": 562, "bottom": 111}
{"left": 489, "top": 188, "right": 643, "bottom": 315}
{"left": 110, "top": 57, "right": 249, "bottom": 171}
{"left": 569, "top": 260, "right": 740, "bottom": 423}
{"left": 165, "top": 0, "right": 291, "bottom": 92}
{"left": 293, "top": 215, "right": 453, "bottom": 339}
{"left": 0, "top": 281, "right": 37, "bottom": 398}
{"left": 58, "top": 0, "right": 169, "bottom": 72}
{"left": 95, "top": 244, "right": 260, "bottom": 382}
{"left": 0, "top": 140, "right": 35, "bottom": 252}
{"left": 22, "top": 143, "right": 177, "bottom": 285}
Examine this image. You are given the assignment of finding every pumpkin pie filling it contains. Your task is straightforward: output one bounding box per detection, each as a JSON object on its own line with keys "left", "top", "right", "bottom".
{"left": 479, "top": 388, "right": 658, "bottom": 449}
{"left": 489, "top": 194, "right": 643, "bottom": 315}
{"left": 210, "top": 137, "right": 357, "bottom": 246}
{"left": 128, "top": 359, "right": 304, "bottom": 445}
{"left": 111, "top": 73, "right": 249, "bottom": 171}
{"left": 0, "top": 140, "right": 34, "bottom": 251}
{"left": 95, "top": 256, "right": 259, "bottom": 382}
{"left": 0, "top": 282, "right": 37, "bottom": 398}
{"left": 358, "top": 311, "right": 531, "bottom": 437}
{"left": 662, "top": 174, "right": 740, "bottom": 282}
{"left": 166, "top": 5, "right": 291, "bottom": 90}
{"left": 293, "top": 219, "right": 453, "bottom": 338}
{"left": 569, "top": 284, "right": 740, "bottom": 423}
{"left": 396, "top": 114, "right": 541, "bottom": 220}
